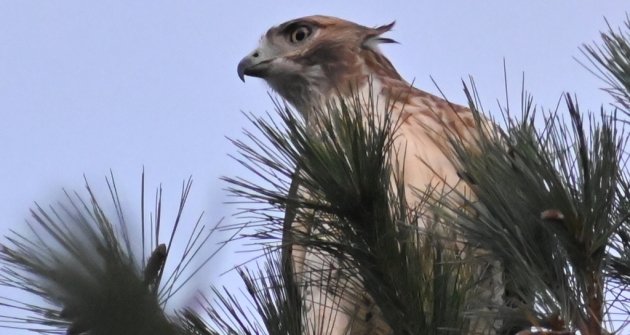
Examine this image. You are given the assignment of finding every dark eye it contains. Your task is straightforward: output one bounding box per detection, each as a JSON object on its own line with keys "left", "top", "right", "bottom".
{"left": 289, "top": 26, "right": 311, "bottom": 43}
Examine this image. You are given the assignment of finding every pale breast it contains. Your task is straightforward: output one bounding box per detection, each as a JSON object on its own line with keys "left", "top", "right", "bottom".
{"left": 372, "top": 78, "right": 478, "bottom": 214}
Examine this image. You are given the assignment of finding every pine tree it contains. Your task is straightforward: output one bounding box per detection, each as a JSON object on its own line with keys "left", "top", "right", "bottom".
{"left": 1, "top": 16, "right": 629, "bottom": 335}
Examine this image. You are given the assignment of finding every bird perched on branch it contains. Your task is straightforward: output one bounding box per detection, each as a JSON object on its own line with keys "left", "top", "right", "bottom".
{"left": 238, "top": 15, "right": 494, "bottom": 335}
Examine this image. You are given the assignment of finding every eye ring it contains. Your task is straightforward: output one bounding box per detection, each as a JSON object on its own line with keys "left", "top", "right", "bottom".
{"left": 289, "top": 26, "right": 311, "bottom": 43}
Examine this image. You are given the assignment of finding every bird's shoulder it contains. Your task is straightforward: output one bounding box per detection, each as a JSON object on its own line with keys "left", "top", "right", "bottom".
{"left": 374, "top": 75, "right": 481, "bottom": 142}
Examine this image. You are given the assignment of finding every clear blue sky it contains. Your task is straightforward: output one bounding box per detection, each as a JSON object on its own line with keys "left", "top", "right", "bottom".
{"left": 0, "top": 1, "right": 628, "bottom": 332}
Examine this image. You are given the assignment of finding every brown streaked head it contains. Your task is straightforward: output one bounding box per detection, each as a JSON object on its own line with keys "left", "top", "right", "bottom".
{"left": 237, "top": 15, "right": 398, "bottom": 110}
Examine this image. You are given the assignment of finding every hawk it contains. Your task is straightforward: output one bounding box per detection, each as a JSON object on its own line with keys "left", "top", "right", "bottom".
{"left": 237, "top": 15, "right": 493, "bottom": 335}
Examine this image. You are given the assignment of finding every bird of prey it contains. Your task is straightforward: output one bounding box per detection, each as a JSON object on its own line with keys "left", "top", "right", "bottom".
{"left": 238, "top": 15, "right": 492, "bottom": 335}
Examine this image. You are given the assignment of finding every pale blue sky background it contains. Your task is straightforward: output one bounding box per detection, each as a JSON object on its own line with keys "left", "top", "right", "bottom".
{"left": 0, "top": 1, "right": 628, "bottom": 333}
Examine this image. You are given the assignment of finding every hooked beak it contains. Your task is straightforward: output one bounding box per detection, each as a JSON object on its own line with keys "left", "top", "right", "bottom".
{"left": 237, "top": 51, "right": 272, "bottom": 82}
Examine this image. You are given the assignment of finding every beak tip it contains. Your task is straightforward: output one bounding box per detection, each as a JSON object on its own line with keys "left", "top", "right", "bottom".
{"left": 236, "top": 60, "right": 246, "bottom": 82}
{"left": 238, "top": 54, "right": 268, "bottom": 82}
{"left": 237, "top": 67, "right": 246, "bottom": 82}
{"left": 237, "top": 58, "right": 250, "bottom": 83}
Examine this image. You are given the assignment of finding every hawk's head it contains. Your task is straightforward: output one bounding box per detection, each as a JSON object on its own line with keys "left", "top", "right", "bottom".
{"left": 237, "top": 15, "right": 400, "bottom": 112}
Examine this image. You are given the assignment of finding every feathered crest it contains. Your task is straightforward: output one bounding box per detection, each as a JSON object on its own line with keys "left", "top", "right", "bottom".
{"left": 364, "top": 21, "right": 398, "bottom": 49}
